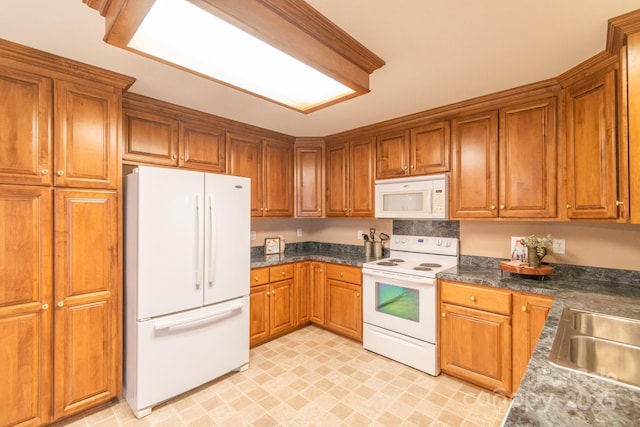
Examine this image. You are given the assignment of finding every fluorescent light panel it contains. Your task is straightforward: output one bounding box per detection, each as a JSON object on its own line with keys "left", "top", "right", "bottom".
{"left": 128, "top": 0, "right": 355, "bottom": 111}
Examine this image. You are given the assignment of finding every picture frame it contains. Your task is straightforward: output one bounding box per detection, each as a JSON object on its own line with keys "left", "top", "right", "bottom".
{"left": 510, "top": 236, "right": 527, "bottom": 263}
{"left": 265, "top": 237, "right": 280, "bottom": 255}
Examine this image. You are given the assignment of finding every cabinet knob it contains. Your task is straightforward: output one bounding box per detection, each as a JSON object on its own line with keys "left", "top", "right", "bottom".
{"left": 521, "top": 305, "right": 527, "bottom": 312}
{"left": 356, "top": 292, "right": 360, "bottom": 297}
{"left": 57, "top": 170, "right": 64, "bottom": 176}
{"left": 410, "top": 165, "right": 415, "bottom": 169}
{"left": 403, "top": 166, "right": 408, "bottom": 170}
{"left": 172, "top": 155, "right": 177, "bottom": 159}
{"left": 281, "top": 271, "right": 286, "bottom": 276}
{"left": 340, "top": 272, "right": 344, "bottom": 277}
{"left": 180, "top": 156, "right": 185, "bottom": 160}
{"left": 343, "top": 208, "right": 348, "bottom": 212}
{"left": 57, "top": 301, "right": 64, "bottom": 307}
{"left": 566, "top": 204, "right": 572, "bottom": 209}
{"left": 317, "top": 209, "right": 321, "bottom": 212}
{"left": 442, "top": 312, "right": 446, "bottom": 318}
{"left": 41, "top": 169, "right": 49, "bottom": 175}
{"left": 500, "top": 204, "right": 505, "bottom": 209}
{"left": 616, "top": 200, "right": 624, "bottom": 206}
{"left": 272, "top": 290, "right": 276, "bottom": 295}
{"left": 42, "top": 303, "right": 49, "bottom": 310}
{"left": 470, "top": 295, "right": 476, "bottom": 302}
{"left": 254, "top": 276, "right": 259, "bottom": 281}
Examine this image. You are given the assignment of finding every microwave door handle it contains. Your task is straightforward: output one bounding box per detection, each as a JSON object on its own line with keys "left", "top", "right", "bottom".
{"left": 427, "top": 187, "right": 433, "bottom": 214}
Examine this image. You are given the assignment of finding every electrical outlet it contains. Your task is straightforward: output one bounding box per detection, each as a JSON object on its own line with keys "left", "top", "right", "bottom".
{"left": 553, "top": 239, "right": 565, "bottom": 254}
{"left": 250, "top": 230, "right": 256, "bottom": 241}
{"left": 296, "top": 228, "right": 303, "bottom": 237}
{"left": 357, "top": 230, "right": 363, "bottom": 239}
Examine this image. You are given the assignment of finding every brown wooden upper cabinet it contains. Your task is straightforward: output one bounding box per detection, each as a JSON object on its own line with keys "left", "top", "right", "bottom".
{"left": 123, "top": 94, "right": 226, "bottom": 173}
{"left": 0, "top": 64, "right": 52, "bottom": 186}
{"left": 294, "top": 139, "right": 324, "bottom": 217}
{"left": 54, "top": 80, "right": 120, "bottom": 189}
{"left": 0, "top": 62, "right": 120, "bottom": 190}
{"left": 451, "top": 96, "right": 557, "bottom": 219}
{"left": 326, "top": 137, "right": 375, "bottom": 217}
{"left": 227, "top": 132, "right": 293, "bottom": 217}
{"left": 564, "top": 67, "right": 623, "bottom": 220}
{"left": 376, "top": 120, "right": 450, "bottom": 179}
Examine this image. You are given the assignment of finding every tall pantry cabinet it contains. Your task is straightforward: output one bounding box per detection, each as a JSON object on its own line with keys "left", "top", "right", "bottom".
{"left": 0, "top": 40, "right": 134, "bottom": 426}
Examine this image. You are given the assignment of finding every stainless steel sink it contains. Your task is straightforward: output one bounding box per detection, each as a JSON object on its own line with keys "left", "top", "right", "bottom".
{"left": 573, "top": 311, "right": 640, "bottom": 347}
{"left": 549, "top": 307, "right": 640, "bottom": 389}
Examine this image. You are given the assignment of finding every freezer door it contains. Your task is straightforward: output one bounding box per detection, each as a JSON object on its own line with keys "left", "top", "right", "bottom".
{"left": 124, "top": 297, "right": 249, "bottom": 417}
{"left": 204, "top": 173, "right": 250, "bottom": 305}
{"left": 127, "top": 166, "right": 205, "bottom": 319}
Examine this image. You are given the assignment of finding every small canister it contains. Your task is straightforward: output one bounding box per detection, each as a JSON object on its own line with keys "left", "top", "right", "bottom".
{"left": 364, "top": 241, "right": 373, "bottom": 257}
{"left": 373, "top": 241, "right": 383, "bottom": 258}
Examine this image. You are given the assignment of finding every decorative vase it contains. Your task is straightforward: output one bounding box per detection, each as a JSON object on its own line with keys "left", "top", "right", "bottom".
{"left": 527, "top": 246, "right": 541, "bottom": 268}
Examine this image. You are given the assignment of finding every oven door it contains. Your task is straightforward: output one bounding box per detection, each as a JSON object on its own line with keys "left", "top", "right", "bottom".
{"left": 362, "top": 269, "right": 436, "bottom": 343}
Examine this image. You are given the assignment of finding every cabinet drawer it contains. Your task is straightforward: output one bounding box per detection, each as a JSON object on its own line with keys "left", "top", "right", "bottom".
{"left": 325, "top": 264, "right": 361, "bottom": 285}
{"left": 269, "top": 263, "right": 295, "bottom": 281}
{"left": 440, "top": 281, "right": 511, "bottom": 315}
{"left": 250, "top": 267, "right": 270, "bottom": 287}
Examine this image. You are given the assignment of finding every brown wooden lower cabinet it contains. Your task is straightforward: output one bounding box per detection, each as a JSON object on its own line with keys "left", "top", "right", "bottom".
{"left": 324, "top": 264, "right": 363, "bottom": 341}
{"left": 0, "top": 186, "right": 121, "bottom": 426}
{"left": 512, "top": 293, "right": 554, "bottom": 391}
{"left": 439, "top": 279, "right": 553, "bottom": 396}
{"left": 250, "top": 261, "right": 363, "bottom": 346}
{"left": 249, "top": 264, "right": 295, "bottom": 347}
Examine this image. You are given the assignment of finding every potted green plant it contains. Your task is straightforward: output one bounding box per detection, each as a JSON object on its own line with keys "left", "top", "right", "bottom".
{"left": 524, "top": 234, "right": 552, "bottom": 268}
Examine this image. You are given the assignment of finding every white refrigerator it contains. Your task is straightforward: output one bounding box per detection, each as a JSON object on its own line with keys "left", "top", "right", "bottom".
{"left": 124, "top": 165, "right": 250, "bottom": 418}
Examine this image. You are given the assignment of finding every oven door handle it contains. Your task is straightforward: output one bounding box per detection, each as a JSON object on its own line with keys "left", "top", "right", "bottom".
{"left": 363, "top": 269, "right": 435, "bottom": 285}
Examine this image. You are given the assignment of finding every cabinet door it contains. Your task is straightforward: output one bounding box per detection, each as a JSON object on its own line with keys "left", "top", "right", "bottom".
{"left": 227, "top": 132, "right": 263, "bottom": 217}
{"left": 53, "top": 190, "right": 119, "bottom": 418}
{"left": 349, "top": 137, "right": 376, "bottom": 217}
{"left": 0, "top": 186, "right": 53, "bottom": 426}
{"left": 411, "top": 120, "right": 451, "bottom": 175}
{"left": 565, "top": 68, "right": 619, "bottom": 219}
{"left": 263, "top": 140, "right": 293, "bottom": 217}
{"left": 295, "top": 262, "right": 311, "bottom": 324}
{"left": 451, "top": 111, "right": 499, "bottom": 218}
{"left": 376, "top": 130, "right": 409, "bottom": 179}
{"left": 628, "top": 33, "right": 640, "bottom": 224}
{"left": 180, "top": 120, "right": 226, "bottom": 173}
{"left": 295, "top": 143, "right": 324, "bottom": 217}
{"left": 441, "top": 303, "right": 512, "bottom": 395}
{"left": 326, "top": 279, "right": 362, "bottom": 341}
{"left": 270, "top": 279, "right": 295, "bottom": 336}
{"left": 0, "top": 65, "right": 52, "bottom": 186}
{"left": 122, "top": 106, "right": 179, "bottom": 166}
{"left": 512, "top": 293, "right": 553, "bottom": 392}
{"left": 310, "top": 262, "right": 326, "bottom": 325}
{"left": 326, "top": 142, "right": 349, "bottom": 217}
{"left": 54, "top": 80, "right": 119, "bottom": 189}
{"left": 499, "top": 98, "right": 557, "bottom": 218}
{"left": 249, "top": 284, "right": 270, "bottom": 347}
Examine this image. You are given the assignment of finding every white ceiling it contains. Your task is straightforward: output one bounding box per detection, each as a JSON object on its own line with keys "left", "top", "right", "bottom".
{"left": 1, "top": 1, "right": 638, "bottom": 137}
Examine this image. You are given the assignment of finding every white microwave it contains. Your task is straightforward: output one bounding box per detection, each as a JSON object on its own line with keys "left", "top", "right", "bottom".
{"left": 375, "top": 175, "right": 449, "bottom": 219}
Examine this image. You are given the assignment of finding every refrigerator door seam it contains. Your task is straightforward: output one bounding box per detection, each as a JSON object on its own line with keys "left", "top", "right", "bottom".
{"left": 209, "top": 194, "right": 216, "bottom": 286}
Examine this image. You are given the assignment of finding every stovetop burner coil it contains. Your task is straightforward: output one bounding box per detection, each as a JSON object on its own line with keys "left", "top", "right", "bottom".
{"left": 419, "top": 263, "right": 442, "bottom": 267}
{"left": 376, "top": 261, "right": 398, "bottom": 266}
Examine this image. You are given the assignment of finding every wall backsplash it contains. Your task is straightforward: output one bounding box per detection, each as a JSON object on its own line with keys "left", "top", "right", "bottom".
{"left": 251, "top": 218, "right": 640, "bottom": 271}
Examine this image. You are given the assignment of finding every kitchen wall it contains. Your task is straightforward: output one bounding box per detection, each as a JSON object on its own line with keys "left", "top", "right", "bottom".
{"left": 253, "top": 218, "right": 640, "bottom": 271}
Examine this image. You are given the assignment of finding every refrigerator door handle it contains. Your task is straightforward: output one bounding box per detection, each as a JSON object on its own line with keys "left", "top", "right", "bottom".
{"left": 208, "top": 195, "right": 216, "bottom": 286}
{"left": 153, "top": 301, "right": 244, "bottom": 331}
{"left": 195, "top": 194, "right": 203, "bottom": 288}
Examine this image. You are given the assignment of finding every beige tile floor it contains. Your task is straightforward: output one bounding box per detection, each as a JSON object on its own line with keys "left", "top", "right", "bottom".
{"left": 53, "top": 326, "right": 510, "bottom": 427}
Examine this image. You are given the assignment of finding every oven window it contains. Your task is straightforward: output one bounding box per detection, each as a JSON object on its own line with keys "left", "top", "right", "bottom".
{"left": 375, "top": 282, "right": 419, "bottom": 322}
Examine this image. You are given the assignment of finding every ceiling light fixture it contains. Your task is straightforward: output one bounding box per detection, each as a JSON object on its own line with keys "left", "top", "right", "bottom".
{"left": 85, "top": 0, "right": 385, "bottom": 113}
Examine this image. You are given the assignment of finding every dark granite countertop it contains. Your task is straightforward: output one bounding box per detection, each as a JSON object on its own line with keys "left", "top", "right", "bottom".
{"left": 251, "top": 248, "right": 640, "bottom": 425}
{"left": 250, "top": 244, "right": 376, "bottom": 268}
{"left": 439, "top": 265, "right": 640, "bottom": 427}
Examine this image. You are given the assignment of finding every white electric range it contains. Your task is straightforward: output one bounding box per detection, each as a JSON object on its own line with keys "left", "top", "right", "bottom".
{"left": 361, "top": 235, "right": 459, "bottom": 375}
